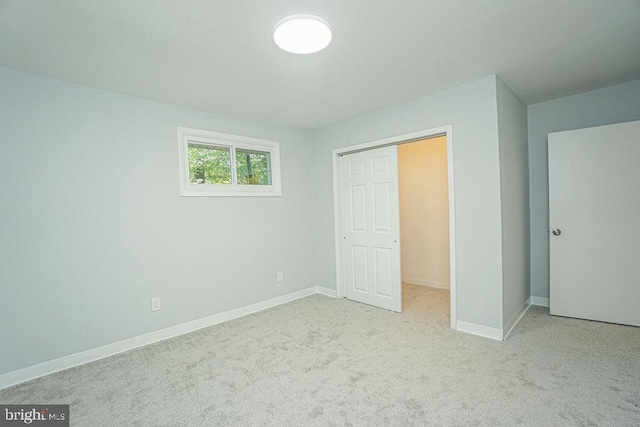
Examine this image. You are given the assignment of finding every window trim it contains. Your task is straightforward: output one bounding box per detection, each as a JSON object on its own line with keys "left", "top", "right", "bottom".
{"left": 177, "top": 127, "right": 282, "bottom": 197}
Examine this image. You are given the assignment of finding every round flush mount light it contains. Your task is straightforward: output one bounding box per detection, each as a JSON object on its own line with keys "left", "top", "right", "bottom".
{"left": 273, "top": 14, "right": 332, "bottom": 54}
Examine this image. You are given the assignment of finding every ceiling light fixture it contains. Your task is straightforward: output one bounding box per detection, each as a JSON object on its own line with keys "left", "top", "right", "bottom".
{"left": 273, "top": 14, "right": 332, "bottom": 54}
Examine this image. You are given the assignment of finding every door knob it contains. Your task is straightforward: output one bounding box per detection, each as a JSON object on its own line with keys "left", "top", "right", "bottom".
{"left": 552, "top": 228, "right": 561, "bottom": 236}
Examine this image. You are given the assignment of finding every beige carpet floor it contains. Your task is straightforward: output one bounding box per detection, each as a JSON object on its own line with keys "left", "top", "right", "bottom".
{"left": 1, "top": 284, "right": 639, "bottom": 426}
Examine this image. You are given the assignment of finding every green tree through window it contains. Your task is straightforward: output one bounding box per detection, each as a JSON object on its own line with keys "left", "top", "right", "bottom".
{"left": 188, "top": 144, "right": 231, "bottom": 184}
{"left": 236, "top": 149, "right": 271, "bottom": 185}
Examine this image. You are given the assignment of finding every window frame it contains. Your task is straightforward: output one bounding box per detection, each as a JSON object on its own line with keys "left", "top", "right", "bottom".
{"left": 177, "top": 127, "right": 282, "bottom": 197}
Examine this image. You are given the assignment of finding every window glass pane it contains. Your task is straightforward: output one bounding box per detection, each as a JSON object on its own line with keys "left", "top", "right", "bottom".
{"left": 188, "top": 143, "right": 231, "bottom": 184}
{"left": 236, "top": 149, "right": 272, "bottom": 185}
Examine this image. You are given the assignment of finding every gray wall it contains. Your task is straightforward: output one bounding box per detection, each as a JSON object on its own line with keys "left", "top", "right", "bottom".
{"left": 528, "top": 79, "right": 640, "bottom": 299}
{"left": 0, "top": 67, "right": 314, "bottom": 374}
{"left": 311, "top": 76, "right": 506, "bottom": 329}
{"left": 496, "top": 78, "right": 529, "bottom": 327}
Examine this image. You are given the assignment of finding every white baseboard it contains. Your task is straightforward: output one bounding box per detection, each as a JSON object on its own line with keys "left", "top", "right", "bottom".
{"left": 402, "top": 277, "right": 450, "bottom": 290}
{"left": 503, "top": 298, "right": 531, "bottom": 340}
{"left": 314, "top": 286, "right": 338, "bottom": 298}
{"left": 530, "top": 296, "right": 550, "bottom": 307}
{"left": 456, "top": 320, "right": 503, "bottom": 341}
{"left": 0, "top": 286, "right": 325, "bottom": 390}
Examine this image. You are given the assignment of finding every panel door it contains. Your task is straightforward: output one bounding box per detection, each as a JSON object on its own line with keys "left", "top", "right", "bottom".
{"left": 549, "top": 120, "right": 640, "bottom": 326}
{"left": 341, "top": 146, "right": 401, "bottom": 312}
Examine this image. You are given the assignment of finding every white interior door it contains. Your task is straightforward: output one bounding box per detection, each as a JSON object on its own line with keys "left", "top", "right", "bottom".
{"left": 340, "top": 145, "right": 401, "bottom": 312}
{"left": 549, "top": 120, "right": 640, "bottom": 327}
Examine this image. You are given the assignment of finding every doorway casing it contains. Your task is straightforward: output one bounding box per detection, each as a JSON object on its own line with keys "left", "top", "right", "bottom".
{"left": 332, "top": 125, "right": 457, "bottom": 329}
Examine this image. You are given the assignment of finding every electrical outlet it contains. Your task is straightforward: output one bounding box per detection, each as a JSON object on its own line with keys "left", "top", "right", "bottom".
{"left": 277, "top": 271, "right": 284, "bottom": 282}
{"left": 151, "top": 297, "right": 161, "bottom": 312}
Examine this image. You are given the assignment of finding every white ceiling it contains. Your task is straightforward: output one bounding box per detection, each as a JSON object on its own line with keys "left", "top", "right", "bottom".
{"left": 1, "top": 0, "right": 639, "bottom": 129}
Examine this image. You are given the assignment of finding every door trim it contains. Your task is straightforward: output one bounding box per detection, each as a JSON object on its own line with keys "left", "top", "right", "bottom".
{"left": 332, "top": 125, "right": 457, "bottom": 329}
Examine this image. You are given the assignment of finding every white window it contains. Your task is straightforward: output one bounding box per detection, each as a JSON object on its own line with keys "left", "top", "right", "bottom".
{"left": 177, "top": 127, "right": 282, "bottom": 197}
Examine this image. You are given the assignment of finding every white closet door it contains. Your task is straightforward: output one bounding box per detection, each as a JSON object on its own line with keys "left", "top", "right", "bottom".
{"left": 341, "top": 146, "right": 401, "bottom": 312}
